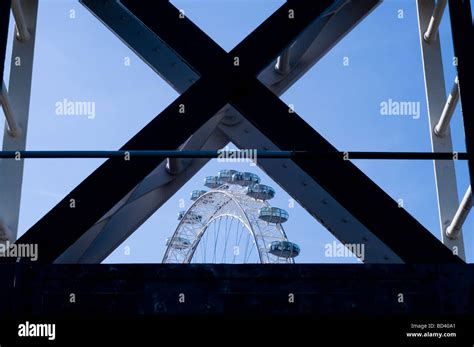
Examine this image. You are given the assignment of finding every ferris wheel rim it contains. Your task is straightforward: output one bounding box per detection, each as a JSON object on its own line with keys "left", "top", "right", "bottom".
{"left": 185, "top": 212, "right": 262, "bottom": 263}
{"left": 162, "top": 186, "right": 291, "bottom": 264}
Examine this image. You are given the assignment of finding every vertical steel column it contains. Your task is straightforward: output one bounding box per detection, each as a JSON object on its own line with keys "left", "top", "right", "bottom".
{"left": 416, "top": 0, "right": 465, "bottom": 259}
{"left": 448, "top": 0, "right": 474, "bottom": 192}
{"left": 0, "top": 0, "right": 38, "bottom": 242}
{"left": 0, "top": 0, "right": 12, "bottom": 243}
{"left": 0, "top": 0, "right": 10, "bottom": 83}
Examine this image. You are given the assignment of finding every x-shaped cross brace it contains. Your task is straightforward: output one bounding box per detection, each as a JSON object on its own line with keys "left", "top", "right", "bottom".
{"left": 7, "top": 0, "right": 461, "bottom": 264}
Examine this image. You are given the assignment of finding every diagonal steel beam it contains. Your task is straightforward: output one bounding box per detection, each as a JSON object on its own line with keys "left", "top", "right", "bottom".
{"left": 61, "top": 0, "right": 381, "bottom": 263}
{"left": 6, "top": 78, "right": 229, "bottom": 263}
{"left": 230, "top": 78, "right": 460, "bottom": 263}
{"left": 218, "top": 119, "right": 404, "bottom": 263}
{"left": 56, "top": 115, "right": 229, "bottom": 263}
{"left": 229, "top": 0, "right": 342, "bottom": 76}
{"left": 80, "top": 0, "right": 199, "bottom": 93}
{"left": 121, "top": 0, "right": 340, "bottom": 77}
{"left": 80, "top": 0, "right": 379, "bottom": 95}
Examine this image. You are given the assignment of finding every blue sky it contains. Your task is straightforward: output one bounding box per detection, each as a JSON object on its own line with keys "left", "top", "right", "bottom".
{"left": 1, "top": 0, "right": 472, "bottom": 263}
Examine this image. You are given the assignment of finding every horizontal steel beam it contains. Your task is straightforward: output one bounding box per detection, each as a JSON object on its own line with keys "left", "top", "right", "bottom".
{"left": 0, "top": 264, "right": 473, "bottom": 316}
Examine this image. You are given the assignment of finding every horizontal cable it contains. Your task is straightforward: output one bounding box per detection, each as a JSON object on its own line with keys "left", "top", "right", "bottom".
{"left": 0, "top": 150, "right": 469, "bottom": 160}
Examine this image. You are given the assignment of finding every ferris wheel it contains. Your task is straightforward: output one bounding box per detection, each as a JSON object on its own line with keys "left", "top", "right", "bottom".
{"left": 162, "top": 170, "right": 300, "bottom": 264}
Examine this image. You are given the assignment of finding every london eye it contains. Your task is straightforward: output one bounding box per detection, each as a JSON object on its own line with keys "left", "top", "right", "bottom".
{"left": 163, "top": 170, "right": 300, "bottom": 264}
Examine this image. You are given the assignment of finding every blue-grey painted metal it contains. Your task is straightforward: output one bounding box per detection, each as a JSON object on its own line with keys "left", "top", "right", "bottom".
{"left": 2, "top": 264, "right": 473, "bottom": 316}
{"left": 80, "top": 0, "right": 198, "bottom": 94}
{"left": 416, "top": 0, "right": 465, "bottom": 260}
{"left": 0, "top": 0, "right": 38, "bottom": 243}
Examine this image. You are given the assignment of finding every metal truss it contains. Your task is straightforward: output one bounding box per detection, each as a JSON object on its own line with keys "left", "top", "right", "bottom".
{"left": 59, "top": 0, "right": 391, "bottom": 264}
{"left": 0, "top": 0, "right": 473, "bottom": 327}
{"left": 0, "top": 0, "right": 469, "bottom": 265}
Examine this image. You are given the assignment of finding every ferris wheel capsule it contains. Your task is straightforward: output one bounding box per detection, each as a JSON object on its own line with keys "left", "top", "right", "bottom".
{"left": 246, "top": 184, "right": 275, "bottom": 200}
{"left": 259, "top": 207, "right": 289, "bottom": 224}
{"left": 268, "top": 241, "right": 300, "bottom": 258}
{"left": 204, "top": 176, "right": 224, "bottom": 189}
{"left": 191, "top": 190, "right": 207, "bottom": 200}
{"left": 231, "top": 172, "right": 260, "bottom": 186}
{"left": 217, "top": 169, "right": 240, "bottom": 183}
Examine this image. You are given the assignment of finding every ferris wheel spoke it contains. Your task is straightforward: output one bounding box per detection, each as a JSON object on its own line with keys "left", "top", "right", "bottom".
{"left": 199, "top": 229, "right": 206, "bottom": 263}
{"left": 221, "top": 215, "right": 233, "bottom": 263}
{"left": 235, "top": 223, "right": 247, "bottom": 262}
{"left": 203, "top": 225, "right": 209, "bottom": 263}
{"left": 245, "top": 239, "right": 256, "bottom": 263}
{"left": 243, "top": 232, "right": 252, "bottom": 263}
{"left": 212, "top": 215, "right": 223, "bottom": 263}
